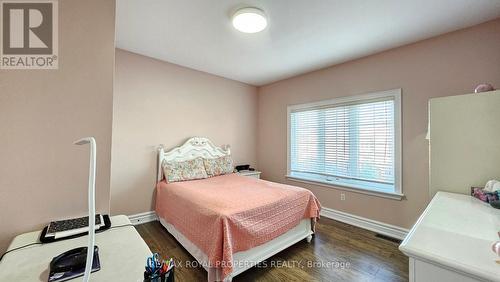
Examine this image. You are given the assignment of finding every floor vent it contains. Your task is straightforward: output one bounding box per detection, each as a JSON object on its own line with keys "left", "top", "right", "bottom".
{"left": 375, "top": 233, "right": 402, "bottom": 244}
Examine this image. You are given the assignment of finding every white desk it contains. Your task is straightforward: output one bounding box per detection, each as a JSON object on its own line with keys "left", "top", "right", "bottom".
{"left": 0, "top": 215, "right": 151, "bottom": 281}
{"left": 399, "top": 192, "right": 500, "bottom": 282}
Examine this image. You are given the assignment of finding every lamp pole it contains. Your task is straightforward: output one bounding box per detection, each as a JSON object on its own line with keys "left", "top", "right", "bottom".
{"left": 73, "top": 137, "right": 96, "bottom": 282}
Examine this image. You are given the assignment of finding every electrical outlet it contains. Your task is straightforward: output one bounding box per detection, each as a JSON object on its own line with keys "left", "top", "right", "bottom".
{"left": 340, "top": 193, "right": 345, "bottom": 201}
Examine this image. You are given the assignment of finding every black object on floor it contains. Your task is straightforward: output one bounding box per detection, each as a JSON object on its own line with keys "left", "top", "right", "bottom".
{"left": 375, "top": 233, "right": 402, "bottom": 244}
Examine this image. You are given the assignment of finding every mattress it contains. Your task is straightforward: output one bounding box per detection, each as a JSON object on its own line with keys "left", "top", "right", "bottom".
{"left": 155, "top": 173, "right": 321, "bottom": 279}
{"left": 159, "top": 216, "right": 312, "bottom": 281}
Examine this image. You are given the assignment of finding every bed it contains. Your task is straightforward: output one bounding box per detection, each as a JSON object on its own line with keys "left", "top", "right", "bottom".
{"left": 155, "top": 137, "right": 321, "bottom": 281}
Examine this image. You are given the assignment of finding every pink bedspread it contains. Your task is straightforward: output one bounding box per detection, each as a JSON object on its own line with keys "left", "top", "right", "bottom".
{"left": 155, "top": 173, "right": 320, "bottom": 278}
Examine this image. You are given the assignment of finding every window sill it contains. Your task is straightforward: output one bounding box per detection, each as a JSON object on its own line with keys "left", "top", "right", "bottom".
{"left": 285, "top": 175, "right": 405, "bottom": 200}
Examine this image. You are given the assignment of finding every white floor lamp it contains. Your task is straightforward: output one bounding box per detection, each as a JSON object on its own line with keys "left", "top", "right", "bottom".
{"left": 74, "top": 137, "right": 96, "bottom": 282}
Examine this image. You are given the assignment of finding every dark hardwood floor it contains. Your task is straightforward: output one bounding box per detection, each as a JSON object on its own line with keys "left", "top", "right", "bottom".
{"left": 135, "top": 218, "right": 408, "bottom": 282}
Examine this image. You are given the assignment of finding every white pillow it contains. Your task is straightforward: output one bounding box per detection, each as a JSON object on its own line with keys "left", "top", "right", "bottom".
{"left": 162, "top": 158, "right": 208, "bottom": 183}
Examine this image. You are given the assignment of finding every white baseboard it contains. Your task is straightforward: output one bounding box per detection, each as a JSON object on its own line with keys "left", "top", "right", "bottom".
{"left": 320, "top": 207, "right": 409, "bottom": 240}
{"left": 128, "top": 211, "right": 158, "bottom": 225}
{"left": 128, "top": 208, "right": 408, "bottom": 239}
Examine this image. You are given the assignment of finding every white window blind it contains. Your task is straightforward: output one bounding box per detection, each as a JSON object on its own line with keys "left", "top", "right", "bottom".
{"left": 288, "top": 91, "right": 401, "bottom": 195}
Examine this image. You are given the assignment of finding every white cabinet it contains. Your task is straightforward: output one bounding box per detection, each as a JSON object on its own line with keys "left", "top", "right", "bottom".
{"left": 399, "top": 192, "right": 500, "bottom": 282}
{"left": 429, "top": 90, "right": 500, "bottom": 197}
{"left": 237, "top": 170, "right": 261, "bottom": 179}
{"left": 409, "top": 258, "right": 483, "bottom": 282}
{"left": 0, "top": 216, "right": 152, "bottom": 281}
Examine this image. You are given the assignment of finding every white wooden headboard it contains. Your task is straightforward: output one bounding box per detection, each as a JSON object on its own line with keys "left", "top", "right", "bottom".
{"left": 157, "top": 137, "right": 231, "bottom": 182}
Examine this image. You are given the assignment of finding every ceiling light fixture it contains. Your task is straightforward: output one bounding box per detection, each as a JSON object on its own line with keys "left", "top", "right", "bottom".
{"left": 232, "top": 7, "right": 267, "bottom": 33}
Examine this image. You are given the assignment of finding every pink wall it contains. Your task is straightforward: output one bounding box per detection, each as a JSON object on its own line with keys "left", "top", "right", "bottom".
{"left": 257, "top": 19, "right": 500, "bottom": 228}
{"left": 0, "top": 1, "right": 115, "bottom": 252}
{"left": 0, "top": 2, "right": 496, "bottom": 257}
{"left": 111, "top": 49, "right": 258, "bottom": 215}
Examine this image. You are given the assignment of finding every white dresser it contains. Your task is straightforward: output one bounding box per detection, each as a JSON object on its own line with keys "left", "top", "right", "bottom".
{"left": 237, "top": 170, "right": 261, "bottom": 179}
{"left": 399, "top": 192, "right": 500, "bottom": 282}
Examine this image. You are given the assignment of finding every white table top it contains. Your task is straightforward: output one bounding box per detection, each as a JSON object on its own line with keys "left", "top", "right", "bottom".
{"left": 0, "top": 215, "right": 152, "bottom": 282}
{"left": 237, "top": 170, "right": 261, "bottom": 175}
{"left": 399, "top": 192, "right": 500, "bottom": 281}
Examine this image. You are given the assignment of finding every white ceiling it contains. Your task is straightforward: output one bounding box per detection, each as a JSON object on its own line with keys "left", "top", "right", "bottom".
{"left": 116, "top": 0, "right": 500, "bottom": 86}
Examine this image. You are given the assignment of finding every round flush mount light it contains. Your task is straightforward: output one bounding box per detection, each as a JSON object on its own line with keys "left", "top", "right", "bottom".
{"left": 232, "top": 7, "right": 267, "bottom": 33}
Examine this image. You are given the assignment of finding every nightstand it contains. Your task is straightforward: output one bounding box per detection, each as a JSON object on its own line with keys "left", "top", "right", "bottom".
{"left": 237, "top": 170, "right": 261, "bottom": 179}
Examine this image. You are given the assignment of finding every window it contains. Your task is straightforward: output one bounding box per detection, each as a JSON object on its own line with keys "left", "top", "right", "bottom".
{"left": 287, "top": 89, "right": 402, "bottom": 199}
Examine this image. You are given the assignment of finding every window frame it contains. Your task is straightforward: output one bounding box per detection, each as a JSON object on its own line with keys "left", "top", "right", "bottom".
{"left": 286, "top": 88, "right": 403, "bottom": 200}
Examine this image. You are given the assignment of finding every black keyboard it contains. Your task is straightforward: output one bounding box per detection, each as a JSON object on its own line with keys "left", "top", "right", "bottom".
{"left": 47, "top": 215, "right": 102, "bottom": 234}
